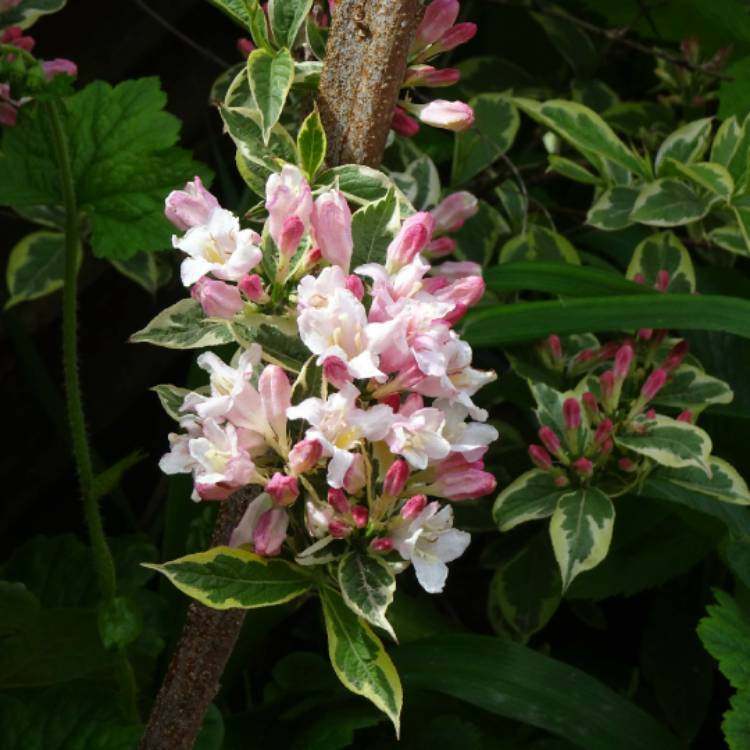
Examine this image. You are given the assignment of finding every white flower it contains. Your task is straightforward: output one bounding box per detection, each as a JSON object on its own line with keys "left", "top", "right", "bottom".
{"left": 287, "top": 383, "right": 394, "bottom": 487}
{"left": 385, "top": 407, "right": 451, "bottom": 470}
{"left": 390, "top": 502, "right": 470, "bottom": 593}
{"left": 439, "top": 400, "right": 499, "bottom": 462}
{"left": 174, "top": 208, "right": 262, "bottom": 285}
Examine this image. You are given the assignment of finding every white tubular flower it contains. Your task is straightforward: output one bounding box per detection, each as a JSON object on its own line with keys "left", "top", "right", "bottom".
{"left": 385, "top": 407, "right": 451, "bottom": 470}
{"left": 390, "top": 502, "right": 470, "bottom": 593}
{"left": 287, "top": 383, "right": 394, "bottom": 488}
{"left": 438, "top": 400, "right": 499, "bottom": 462}
{"left": 174, "top": 208, "right": 262, "bottom": 286}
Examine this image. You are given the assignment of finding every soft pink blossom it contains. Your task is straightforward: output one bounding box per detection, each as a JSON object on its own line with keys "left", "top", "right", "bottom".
{"left": 42, "top": 58, "right": 77, "bottom": 80}
{"left": 165, "top": 176, "right": 220, "bottom": 232}
{"left": 414, "top": 0, "right": 460, "bottom": 49}
{"left": 266, "top": 472, "right": 299, "bottom": 506}
{"left": 288, "top": 439, "right": 323, "bottom": 474}
{"left": 384, "top": 458, "right": 409, "bottom": 497}
{"left": 265, "top": 165, "right": 313, "bottom": 250}
{"left": 431, "top": 192, "right": 479, "bottom": 234}
{"left": 191, "top": 276, "right": 244, "bottom": 319}
{"left": 403, "top": 65, "right": 461, "bottom": 88}
{"left": 433, "top": 22, "right": 477, "bottom": 52}
{"left": 415, "top": 100, "right": 474, "bottom": 132}
{"left": 391, "top": 107, "right": 420, "bottom": 137}
{"left": 386, "top": 212, "right": 434, "bottom": 271}
{"left": 311, "top": 189, "right": 353, "bottom": 271}
{"left": 253, "top": 507, "right": 289, "bottom": 555}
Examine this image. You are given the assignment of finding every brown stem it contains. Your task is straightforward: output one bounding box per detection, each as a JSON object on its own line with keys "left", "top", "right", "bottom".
{"left": 139, "top": 488, "right": 257, "bottom": 750}
{"left": 317, "top": 0, "right": 422, "bottom": 167}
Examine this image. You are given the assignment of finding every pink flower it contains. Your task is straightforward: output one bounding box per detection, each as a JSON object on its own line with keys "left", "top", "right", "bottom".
{"left": 0, "top": 26, "right": 35, "bottom": 52}
{"left": 42, "top": 58, "right": 78, "bottom": 80}
{"left": 165, "top": 176, "right": 220, "bottom": 231}
{"left": 433, "top": 22, "right": 477, "bottom": 52}
{"left": 414, "top": 0, "right": 460, "bottom": 49}
{"left": 384, "top": 458, "right": 409, "bottom": 497}
{"left": 386, "top": 212, "right": 434, "bottom": 271}
{"left": 538, "top": 426, "right": 562, "bottom": 456}
{"left": 613, "top": 344, "right": 634, "bottom": 382}
{"left": 431, "top": 192, "right": 479, "bottom": 234}
{"left": 386, "top": 406, "right": 451, "bottom": 469}
{"left": 266, "top": 472, "right": 299, "bottom": 506}
{"left": 258, "top": 365, "right": 291, "bottom": 447}
{"left": 563, "top": 398, "right": 581, "bottom": 431}
{"left": 311, "top": 189, "right": 353, "bottom": 271}
{"left": 430, "top": 260, "right": 482, "bottom": 280}
{"left": 328, "top": 487, "right": 350, "bottom": 514}
{"left": 253, "top": 507, "right": 289, "bottom": 555}
{"left": 265, "top": 165, "right": 313, "bottom": 250}
{"left": 345, "top": 274, "right": 364, "bottom": 300}
{"left": 428, "top": 455, "right": 496, "bottom": 500}
{"left": 434, "top": 275, "right": 485, "bottom": 324}
{"left": 343, "top": 453, "right": 367, "bottom": 494}
{"left": 391, "top": 106, "right": 420, "bottom": 137}
{"left": 277, "top": 215, "right": 305, "bottom": 257}
{"left": 641, "top": 368, "right": 668, "bottom": 401}
{"left": 237, "top": 37, "right": 255, "bottom": 57}
{"left": 238, "top": 273, "right": 266, "bottom": 302}
{"left": 191, "top": 277, "right": 244, "bottom": 319}
{"left": 288, "top": 438, "right": 323, "bottom": 474}
{"left": 351, "top": 505, "right": 369, "bottom": 528}
{"left": 323, "top": 356, "right": 352, "bottom": 389}
{"left": 425, "top": 237, "right": 457, "bottom": 257}
{"left": 403, "top": 65, "right": 461, "bottom": 88}
{"left": 400, "top": 494, "right": 427, "bottom": 520}
{"left": 529, "top": 445, "right": 553, "bottom": 471}
{"left": 415, "top": 100, "right": 474, "bottom": 132}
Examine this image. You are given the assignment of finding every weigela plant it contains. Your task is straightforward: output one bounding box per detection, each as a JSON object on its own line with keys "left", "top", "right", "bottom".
{"left": 141, "top": 157, "right": 497, "bottom": 727}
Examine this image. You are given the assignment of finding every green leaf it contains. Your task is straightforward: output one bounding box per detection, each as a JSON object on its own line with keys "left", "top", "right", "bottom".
{"left": 514, "top": 97, "right": 649, "bottom": 179}
{"left": 269, "top": 0, "right": 313, "bottom": 48}
{"left": 493, "top": 469, "right": 567, "bottom": 531}
{"left": 666, "top": 160, "right": 734, "bottom": 201}
{"left": 91, "top": 450, "right": 146, "bottom": 502}
{"left": 5, "top": 231, "right": 65, "bottom": 308}
{"left": 338, "top": 552, "right": 396, "bottom": 640}
{"left": 655, "top": 118, "right": 713, "bottom": 175}
{"left": 711, "top": 114, "right": 750, "bottom": 184}
{"left": 484, "top": 260, "right": 651, "bottom": 297}
{"left": 626, "top": 231, "right": 695, "bottom": 293}
{"left": 97, "top": 595, "right": 142, "bottom": 649}
{"left": 152, "top": 384, "right": 192, "bottom": 421}
{"left": 452, "top": 199, "right": 509, "bottom": 265}
{"left": 464, "top": 293, "right": 750, "bottom": 346}
{"left": 0, "top": 0, "right": 66, "bottom": 30}
{"left": 317, "top": 164, "right": 403, "bottom": 206}
{"left": 0, "top": 78, "right": 211, "bottom": 260}
{"left": 586, "top": 186, "right": 639, "bottom": 230}
{"left": 0, "top": 686, "right": 141, "bottom": 749}
{"left": 697, "top": 590, "right": 750, "bottom": 750}
{"left": 297, "top": 107, "right": 327, "bottom": 181}
{"left": 631, "top": 179, "right": 712, "bottom": 227}
{"left": 206, "top": 0, "right": 253, "bottom": 28}
{"left": 451, "top": 94, "right": 519, "bottom": 185}
{"left": 247, "top": 48, "right": 296, "bottom": 143}
{"left": 709, "top": 224, "right": 749, "bottom": 256}
{"left": 531, "top": 11, "right": 597, "bottom": 77}
{"left": 499, "top": 224, "right": 580, "bottom": 264}
{"left": 488, "top": 531, "right": 561, "bottom": 640}
{"left": 403, "top": 155, "right": 440, "bottom": 210}
{"left": 549, "top": 487, "right": 615, "bottom": 591}
{"left": 644, "top": 457, "right": 750, "bottom": 508}
{"left": 319, "top": 584, "right": 402, "bottom": 734}
{"left": 350, "top": 187, "right": 400, "bottom": 268}
{"left": 110, "top": 251, "right": 172, "bottom": 294}
{"left": 130, "top": 298, "right": 234, "bottom": 349}
{"left": 394, "top": 635, "right": 683, "bottom": 750}
{"left": 234, "top": 319, "right": 310, "bottom": 371}
{"left": 548, "top": 155, "right": 601, "bottom": 185}
{"left": 615, "top": 415, "right": 713, "bottom": 472}
{"left": 306, "top": 15, "right": 328, "bottom": 60}
{"left": 146, "top": 546, "right": 313, "bottom": 609}
{"left": 653, "top": 364, "right": 733, "bottom": 410}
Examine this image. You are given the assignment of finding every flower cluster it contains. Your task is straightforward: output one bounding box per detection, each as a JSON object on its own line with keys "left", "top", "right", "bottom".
{"left": 159, "top": 166, "right": 498, "bottom": 593}
{"left": 392, "top": 0, "right": 477, "bottom": 135}
{"left": 0, "top": 21, "right": 77, "bottom": 126}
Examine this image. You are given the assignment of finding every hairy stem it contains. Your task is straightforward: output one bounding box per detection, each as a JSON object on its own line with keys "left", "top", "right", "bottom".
{"left": 44, "top": 99, "right": 138, "bottom": 719}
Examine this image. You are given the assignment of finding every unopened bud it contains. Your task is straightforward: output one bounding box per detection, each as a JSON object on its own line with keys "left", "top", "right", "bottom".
{"left": 391, "top": 106, "right": 420, "bottom": 137}
{"left": 618, "top": 457, "right": 637, "bottom": 473}
{"left": 582, "top": 391, "right": 599, "bottom": 421}
{"left": 563, "top": 398, "right": 581, "bottom": 431}
{"left": 238, "top": 273, "right": 266, "bottom": 302}
{"left": 656, "top": 270, "right": 671, "bottom": 292}
{"left": 288, "top": 439, "right": 323, "bottom": 474}
{"left": 677, "top": 409, "right": 693, "bottom": 423}
{"left": 350, "top": 505, "right": 369, "bottom": 528}
{"left": 547, "top": 335, "right": 562, "bottom": 361}
{"left": 538, "top": 426, "right": 562, "bottom": 456}
{"left": 600, "top": 370, "right": 616, "bottom": 411}
{"left": 328, "top": 488, "right": 350, "bottom": 514}
{"left": 663, "top": 340, "right": 689, "bottom": 372}
{"left": 594, "top": 418, "right": 613, "bottom": 446}
{"left": 613, "top": 344, "right": 634, "bottom": 382}
{"left": 384, "top": 459, "right": 409, "bottom": 497}
{"left": 329, "top": 519, "right": 351, "bottom": 538}
{"left": 528, "top": 445, "right": 553, "bottom": 471}
{"left": 345, "top": 274, "right": 364, "bottom": 300}
{"left": 641, "top": 368, "right": 668, "bottom": 401}
{"left": 323, "top": 356, "right": 351, "bottom": 389}
{"left": 401, "top": 494, "right": 427, "bottom": 520}
{"left": 425, "top": 237, "right": 457, "bottom": 257}
{"left": 343, "top": 454, "right": 367, "bottom": 494}
{"left": 371, "top": 537, "right": 394, "bottom": 553}
{"left": 432, "top": 22, "right": 478, "bottom": 53}
{"left": 266, "top": 473, "right": 299, "bottom": 507}
{"left": 278, "top": 215, "right": 305, "bottom": 257}
{"left": 573, "top": 457, "right": 593, "bottom": 477}
{"left": 554, "top": 474, "right": 570, "bottom": 488}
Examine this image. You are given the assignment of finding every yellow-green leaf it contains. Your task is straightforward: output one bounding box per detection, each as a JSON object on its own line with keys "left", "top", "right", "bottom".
{"left": 247, "top": 48, "right": 296, "bottom": 143}
{"left": 655, "top": 118, "right": 713, "bottom": 175}
{"left": 5, "top": 231, "right": 66, "bottom": 309}
{"left": 297, "top": 107, "right": 327, "bottom": 181}
{"left": 493, "top": 469, "right": 567, "bottom": 531}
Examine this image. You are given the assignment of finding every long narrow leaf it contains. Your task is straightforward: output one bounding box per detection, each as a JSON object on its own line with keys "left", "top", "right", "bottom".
{"left": 464, "top": 294, "right": 750, "bottom": 346}
{"left": 484, "top": 261, "right": 654, "bottom": 297}
{"left": 394, "top": 635, "right": 683, "bottom": 750}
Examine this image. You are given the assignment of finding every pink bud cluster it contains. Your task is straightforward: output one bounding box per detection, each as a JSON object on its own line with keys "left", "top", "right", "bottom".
{"left": 160, "top": 166, "right": 498, "bottom": 593}
{"left": 0, "top": 25, "right": 77, "bottom": 127}
{"left": 392, "top": 0, "right": 477, "bottom": 136}
{"left": 525, "top": 333, "right": 692, "bottom": 489}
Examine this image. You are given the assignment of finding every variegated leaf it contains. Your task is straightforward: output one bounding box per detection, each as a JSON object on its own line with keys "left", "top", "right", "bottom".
{"left": 626, "top": 231, "right": 695, "bottom": 292}
{"left": 665, "top": 160, "right": 734, "bottom": 201}
{"left": 652, "top": 365, "right": 733, "bottom": 410}
{"left": 547, "top": 155, "right": 601, "bottom": 185}
{"left": 630, "top": 179, "right": 712, "bottom": 227}
{"left": 710, "top": 114, "right": 750, "bottom": 184}
{"left": 655, "top": 118, "right": 713, "bottom": 175}
{"left": 493, "top": 469, "right": 567, "bottom": 531}
{"left": 151, "top": 384, "right": 193, "bottom": 421}
{"left": 499, "top": 225, "right": 580, "bottom": 264}
{"left": 586, "top": 186, "right": 639, "bottom": 230}
{"left": 338, "top": 552, "right": 396, "bottom": 640}
{"left": 246, "top": 48, "right": 296, "bottom": 143}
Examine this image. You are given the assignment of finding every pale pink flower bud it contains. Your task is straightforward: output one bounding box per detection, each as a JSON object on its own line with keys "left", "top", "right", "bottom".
{"left": 437, "top": 276, "right": 485, "bottom": 324}
{"left": 237, "top": 37, "right": 255, "bottom": 57}
{"left": 266, "top": 165, "right": 313, "bottom": 249}
{"left": 371, "top": 537, "right": 394, "bottom": 553}
{"left": 425, "top": 237, "right": 457, "bottom": 257}
{"left": 400, "top": 392, "right": 425, "bottom": 416}
{"left": 259, "top": 365, "right": 291, "bottom": 443}
{"left": 414, "top": 0, "right": 459, "bottom": 48}
{"left": 547, "top": 335, "right": 562, "bottom": 361}
{"left": 351, "top": 505, "right": 369, "bottom": 528}
{"left": 563, "top": 398, "right": 581, "bottom": 431}
{"left": 238, "top": 273, "right": 265, "bottom": 301}
{"left": 663, "top": 340, "right": 689, "bottom": 372}
{"left": 528, "top": 445, "right": 553, "bottom": 471}
{"left": 573, "top": 457, "right": 593, "bottom": 477}
{"left": 289, "top": 439, "right": 323, "bottom": 474}
{"left": 656, "top": 270, "right": 671, "bottom": 292}
{"left": 582, "top": 391, "right": 599, "bottom": 420}
{"left": 384, "top": 459, "right": 409, "bottom": 497}
{"left": 191, "top": 277, "right": 244, "bottom": 319}
{"left": 433, "top": 22, "right": 478, "bottom": 52}
{"left": 323, "top": 356, "right": 352, "bottom": 389}
{"left": 343, "top": 454, "right": 367, "bottom": 494}
{"left": 641, "top": 368, "right": 668, "bottom": 401}
{"left": 391, "top": 107, "right": 420, "bottom": 137}
{"left": 311, "top": 189, "right": 353, "bottom": 271}
{"left": 430, "top": 461, "right": 496, "bottom": 500}
{"left": 613, "top": 344, "right": 634, "bottom": 382}
{"left": 401, "top": 494, "right": 428, "bottom": 520}
{"left": 431, "top": 191, "right": 479, "bottom": 234}
{"left": 328, "top": 488, "right": 350, "bottom": 514}
{"left": 345, "top": 274, "right": 365, "bottom": 300}
{"left": 42, "top": 58, "right": 78, "bottom": 80}
{"left": 594, "top": 418, "right": 613, "bottom": 446}
{"left": 253, "top": 507, "right": 288, "bottom": 556}
{"left": 421, "top": 276, "right": 451, "bottom": 295}
{"left": 403, "top": 65, "right": 461, "bottom": 88}
{"left": 416, "top": 100, "right": 474, "bottom": 132}
{"left": 329, "top": 519, "right": 351, "bottom": 538}
{"left": 278, "top": 215, "right": 305, "bottom": 257}
{"left": 165, "top": 176, "right": 220, "bottom": 231}
{"left": 386, "top": 212, "right": 434, "bottom": 269}
{"left": 677, "top": 409, "right": 694, "bottom": 423}
{"left": 266, "top": 472, "right": 299, "bottom": 506}
{"left": 538, "top": 426, "right": 562, "bottom": 456}
{"left": 302, "top": 245, "right": 322, "bottom": 271}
